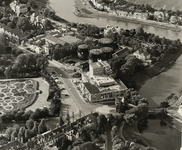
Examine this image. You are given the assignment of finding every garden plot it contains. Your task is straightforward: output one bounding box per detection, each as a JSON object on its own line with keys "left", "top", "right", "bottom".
{"left": 0, "top": 79, "right": 38, "bottom": 115}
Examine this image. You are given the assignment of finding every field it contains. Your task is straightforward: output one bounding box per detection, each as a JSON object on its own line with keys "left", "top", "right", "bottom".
{"left": 126, "top": 0, "right": 182, "bottom": 11}
{"left": 0, "top": 79, "right": 38, "bottom": 115}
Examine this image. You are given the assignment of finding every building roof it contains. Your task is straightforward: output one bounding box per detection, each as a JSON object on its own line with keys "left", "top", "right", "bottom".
{"left": 44, "top": 35, "right": 66, "bottom": 45}
{"left": 90, "top": 49, "right": 103, "bottom": 55}
{"left": 78, "top": 44, "right": 89, "bottom": 50}
{"left": 100, "top": 47, "right": 113, "bottom": 53}
{"left": 90, "top": 61, "right": 104, "bottom": 69}
{"left": 0, "top": 23, "right": 27, "bottom": 39}
{"left": 113, "top": 48, "right": 129, "bottom": 57}
{"left": 58, "top": 35, "right": 80, "bottom": 44}
{"left": 99, "top": 38, "right": 113, "bottom": 44}
{"left": 83, "top": 82, "right": 100, "bottom": 94}
{"left": 0, "top": 140, "right": 26, "bottom": 150}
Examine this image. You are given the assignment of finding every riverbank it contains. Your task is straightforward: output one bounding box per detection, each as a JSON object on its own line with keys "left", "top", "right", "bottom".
{"left": 74, "top": 0, "right": 182, "bottom": 32}
{"left": 134, "top": 49, "right": 182, "bottom": 90}
{"left": 123, "top": 121, "right": 150, "bottom": 149}
{"left": 167, "top": 94, "right": 182, "bottom": 129}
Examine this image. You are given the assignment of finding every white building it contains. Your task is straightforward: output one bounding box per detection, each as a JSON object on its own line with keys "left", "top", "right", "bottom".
{"left": 10, "top": 0, "right": 28, "bottom": 16}
{"left": 133, "top": 50, "right": 151, "bottom": 66}
{"left": 178, "top": 105, "right": 182, "bottom": 117}
{"left": 80, "top": 60, "right": 127, "bottom": 102}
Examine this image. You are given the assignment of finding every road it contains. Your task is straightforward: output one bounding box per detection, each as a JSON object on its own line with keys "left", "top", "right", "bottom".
{"left": 49, "top": 60, "right": 103, "bottom": 117}
{"left": 13, "top": 43, "right": 114, "bottom": 118}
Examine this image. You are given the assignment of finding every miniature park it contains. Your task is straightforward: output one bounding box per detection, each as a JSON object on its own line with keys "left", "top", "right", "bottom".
{"left": 0, "top": 0, "right": 181, "bottom": 150}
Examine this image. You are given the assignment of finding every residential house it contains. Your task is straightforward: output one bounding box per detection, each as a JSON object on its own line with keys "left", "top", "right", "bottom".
{"left": 28, "top": 44, "right": 43, "bottom": 53}
{"left": 170, "top": 15, "right": 182, "bottom": 24}
{"left": 154, "top": 11, "right": 169, "bottom": 22}
{"left": 10, "top": 0, "right": 28, "bottom": 16}
{"left": 0, "top": 23, "right": 27, "bottom": 44}
{"left": 90, "top": 0, "right": 104, "bottom": 10}
{"left": 133, "top": 49, "right": 151, "bottom": 66}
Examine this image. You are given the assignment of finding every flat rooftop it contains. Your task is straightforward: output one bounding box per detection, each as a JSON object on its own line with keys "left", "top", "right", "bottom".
{"left": 83, "top": 82, "right": 100, "bottom": 94}
{"left": 82, "top": 73, "right": 127, "bottom": 94}
{"left": 99, "top": 84, "right": 123, "bottom": 92}
{"left": 44, "top": 34, "right": 66, "bottom": 45}
{"left": 92, "top": 75, "right": 116, "bottom": 87}
{"left": 58, "top": 35, "right": 80, "bottom": 44}
{"left": 90, "top": 62, "right": 103, "bottom": 68}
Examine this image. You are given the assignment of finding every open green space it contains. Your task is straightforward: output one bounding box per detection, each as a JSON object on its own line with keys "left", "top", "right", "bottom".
{"left": 0, "top": 79, "right": 38, "bottom": 115}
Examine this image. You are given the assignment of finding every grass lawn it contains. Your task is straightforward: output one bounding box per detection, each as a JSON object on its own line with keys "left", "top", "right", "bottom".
{"left": 26, "top": 78, "right": 50, "bottom": 111}
{"left": 0, "top": 79, "right": 38, "bottom": 115}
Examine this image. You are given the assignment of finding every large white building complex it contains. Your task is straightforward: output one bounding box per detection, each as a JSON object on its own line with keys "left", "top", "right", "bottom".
{"left": 78, "top": 60, "right": 127, "bottom": 102}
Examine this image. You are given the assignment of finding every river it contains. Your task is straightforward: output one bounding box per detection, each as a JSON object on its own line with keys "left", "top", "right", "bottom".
{"left": 49, "top": 0, "right": 182, "bottom": 41}
{"left": 139, "top": 119, "right": 181, "bottom": 150}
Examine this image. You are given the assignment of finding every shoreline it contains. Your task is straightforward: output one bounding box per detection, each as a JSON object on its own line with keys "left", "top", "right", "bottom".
{"left": 73, "top": 0, "right": 182, "bottom": 32}
{"left": 134, "top": 49, "right": 182, "bottom": 90}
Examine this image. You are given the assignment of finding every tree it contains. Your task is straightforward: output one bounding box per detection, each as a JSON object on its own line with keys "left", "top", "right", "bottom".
{"left": 31, "top": 108, "right": 41, "bottom": 120}
{"left": 97, "top": 114, "right": 107, "bottom": 130}
{"left": 23, "top": 110, "right": 33, "bottom": 121}
{"left": 4, "top": 66, "right": 12, "bottom": 79}
{"left": 25, "top": 129, "right": 31, "bottom": 141}
{"left": 160, "top": 101, "right": 170, "bottom": 108}
{"left": 1, "top": 34, "right": 9, "bottom": 47}
{"left": 124, "top": 113, "right": 135, "bottom": 125}
{"left": 136, "top": 26, "right": 144, "bottom": 36}
{"left": 7, "top": 22, "right": 16, "bottom": 29}
{"left": 156, "top": 108, "right": 168, "bottom": 119}
{"left": 38, "top": 119, "right": 47, "bottom": 134}
{"left": 15, "top": 111, "right": 25, "bottom": 122}
{"left": 18, "top": 127, "right": 25, "bottom": 142}
{"left": 11, "top": 130, "right": 18, "bottom": 141}
{"left": 59, "top": 115, "right": 64, "bottom": 126}
{"left": 5, "top": 127, "right": 13, "bottom": 140}
{"left": 41, "top": 107, "right": 49, "bottom": 118}
{"left": 36, "top": 54, "right": 49, "bottom": 69}
{"left": 43, "top": 19, "right": 53, "bottom": 29}
{"left": 31, "top": 121, "right": 38, "bottom": 137}
{"left": 16, "top": 16, "right": 31, "bottom": 31}
{"left": 72, "top": 142, "right": 101, "bottom": 150}
{"left": 0, "top": 17, "right": 9, "bottom": 25}
{"left": 26, "top": 119, "right": 34, "bottom": 130}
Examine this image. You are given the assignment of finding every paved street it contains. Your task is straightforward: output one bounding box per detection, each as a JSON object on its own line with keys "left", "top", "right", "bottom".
{"left": 49, "top": 60, "right": 104, "bottom": 117}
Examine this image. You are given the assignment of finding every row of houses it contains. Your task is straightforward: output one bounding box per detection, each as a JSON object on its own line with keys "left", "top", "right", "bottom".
{"left": 0, "top": 23, "right": 27, "bottom": 44}
{"left": 10, "top": 0, "right": 28, "bottom": 16}
{"left": 88, "top": 0, "right": 182, "bottom": 24}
